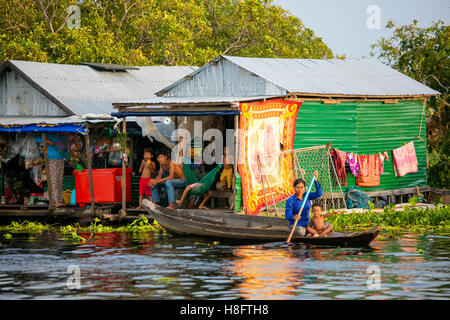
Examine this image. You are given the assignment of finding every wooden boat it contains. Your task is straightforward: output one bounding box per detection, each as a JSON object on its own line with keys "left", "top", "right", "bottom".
{"left": 143, "top": 200, "right": 381, "bottom": 246}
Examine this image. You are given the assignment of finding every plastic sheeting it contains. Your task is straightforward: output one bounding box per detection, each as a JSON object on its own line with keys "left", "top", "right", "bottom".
{"left": 0, "top": 123, "right": 86, "bottom": 133}
{"left": 135, "top": 116, "right": 175, "bottom": 149}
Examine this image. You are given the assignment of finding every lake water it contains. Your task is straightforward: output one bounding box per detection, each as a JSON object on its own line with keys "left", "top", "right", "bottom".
{"left": 0, "top": 229, "right": 449, "bottom": 300}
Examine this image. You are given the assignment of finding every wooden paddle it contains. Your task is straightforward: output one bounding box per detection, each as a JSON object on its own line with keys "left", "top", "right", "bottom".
{"left": 286, "top": 175, "right": 316, "bottom": 243}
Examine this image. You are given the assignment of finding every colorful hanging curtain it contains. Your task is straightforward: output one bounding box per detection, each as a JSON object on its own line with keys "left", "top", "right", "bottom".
{"left": 392, "top": 141, "right": 418, "bottom": 177}
{"left": 238, "top": 99, "right": 301, "bottom": 215}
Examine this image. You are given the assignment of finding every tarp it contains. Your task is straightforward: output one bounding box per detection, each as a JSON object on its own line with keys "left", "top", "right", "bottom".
{"left": 0, "top": 123, "right": 86, "bottom": 133}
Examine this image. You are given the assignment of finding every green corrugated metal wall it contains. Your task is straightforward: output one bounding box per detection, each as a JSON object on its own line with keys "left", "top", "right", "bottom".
{"left": 294, "top": 100, "right": 427, "bottom": 192}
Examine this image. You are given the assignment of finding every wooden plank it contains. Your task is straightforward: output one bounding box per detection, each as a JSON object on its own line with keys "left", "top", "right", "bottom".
{"left": 0, "top": 209, "right": 49, "bottom": 216}
{"left": 84, "top": 128, "right": 96, "bottom": 210}
{"left": 121, "top": 118, "right": 127, "bottom": 215}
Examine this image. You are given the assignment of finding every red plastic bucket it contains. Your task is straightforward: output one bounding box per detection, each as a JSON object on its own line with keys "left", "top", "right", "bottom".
{"left": 73, "top": 168, "right": 132, "bottom": 204}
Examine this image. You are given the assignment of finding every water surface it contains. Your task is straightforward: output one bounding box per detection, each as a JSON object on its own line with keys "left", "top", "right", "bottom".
{"left": 0, "top": 229, "right": 449, "bottom": 300}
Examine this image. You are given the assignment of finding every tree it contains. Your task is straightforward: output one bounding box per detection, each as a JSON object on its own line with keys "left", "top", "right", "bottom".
{"left": 0, "top": 0, "right": 333, "bottom": 67}
{"left": 371, "top": 20, "right": 449, "bottom": 188}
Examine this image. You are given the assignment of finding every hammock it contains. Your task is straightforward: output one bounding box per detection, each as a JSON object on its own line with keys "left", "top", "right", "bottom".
{"left": 184, "top": 162, "right": 222, "bottom": 196}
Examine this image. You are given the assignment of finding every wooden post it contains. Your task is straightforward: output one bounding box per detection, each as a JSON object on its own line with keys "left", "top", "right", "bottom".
{"left": 84, "top": 128, "right": 95, "bottom": 211}
{"left": 233, "top": 114, "right": 239, "bottom": 213}
{"left": 121, "top": 117, "right": 127, "bottom": 215}
{"left": 41, "top": 133, "right": 54, "bottom": 210}
{"left": 258, "top": 155, "right": 280, "bottom": 216}
{"left": 233, "top": 115, "right": 239, "bottom": 181}
{"left": 257, "top": 155, "right": 269, "bottom": 215}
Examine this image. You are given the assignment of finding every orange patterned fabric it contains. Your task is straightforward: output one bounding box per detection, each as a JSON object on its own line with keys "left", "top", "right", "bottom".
{"left": 238, "top": 99, "right": 301, "bottom": 215}
{"left": 356, "top": 154, "right": 380, "bottom": 187}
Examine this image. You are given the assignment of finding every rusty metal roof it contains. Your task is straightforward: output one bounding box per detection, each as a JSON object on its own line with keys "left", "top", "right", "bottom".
{"left": 0, "top": 60, "right": 197, "bottom": 116}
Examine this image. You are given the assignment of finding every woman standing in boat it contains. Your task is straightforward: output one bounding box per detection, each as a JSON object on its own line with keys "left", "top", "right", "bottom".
{"left": 285, "top": 170, "right": 322, "bottom": 236}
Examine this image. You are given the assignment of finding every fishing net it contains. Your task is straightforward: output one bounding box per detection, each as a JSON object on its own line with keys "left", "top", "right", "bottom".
{"left": 259, "top": 144, "right": 346, "bottom": 214}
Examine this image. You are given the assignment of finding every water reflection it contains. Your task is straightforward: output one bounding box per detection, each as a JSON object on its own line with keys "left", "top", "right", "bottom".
{"left": 230, "top": 244, "right": 308, "bottom": 299}
{"left": 0, "top": 230, "right": 449, "bottom": 300}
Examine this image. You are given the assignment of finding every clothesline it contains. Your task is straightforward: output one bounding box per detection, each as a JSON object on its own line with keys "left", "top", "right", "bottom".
{"left": 331, "top": 140, "right": 419, "bottom": 188}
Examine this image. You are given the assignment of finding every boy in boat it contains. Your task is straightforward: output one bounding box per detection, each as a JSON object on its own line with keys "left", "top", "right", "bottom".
{"left": 306, "top": 203, "right": 334, "bottom": 237}
{"left": 137, "top": 148, "right": 156, "bottom": 209}
{"left": 150, "top": 151, "right": 186, "bottom": 209}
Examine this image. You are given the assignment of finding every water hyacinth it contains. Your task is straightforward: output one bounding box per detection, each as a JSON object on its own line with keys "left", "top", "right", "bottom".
{"left": 325, "top": 205, "right": 450, "bottom": 232}
{"left": 0, "top": 215, "right": 164, "bottom": 243}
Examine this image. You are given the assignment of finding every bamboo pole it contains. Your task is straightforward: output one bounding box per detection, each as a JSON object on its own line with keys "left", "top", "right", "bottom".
{"left": 257, "top": 155, "right": 269, "bottom": 215}
{"left": 41, "top": 133, "right": 54, "bottom": 211}
{"left": 121, "top": 118, "right": 127, "bottom": 215}
{"left": 258, "top": 154, "right": 279, "bottom": 216}
{"left": 84, "top": 128, "right": 95, "bottom": 211}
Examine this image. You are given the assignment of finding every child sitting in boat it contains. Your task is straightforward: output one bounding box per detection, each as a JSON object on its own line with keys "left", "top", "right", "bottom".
{"left": 306, "top": 203, "right": 334, "bottom": 237}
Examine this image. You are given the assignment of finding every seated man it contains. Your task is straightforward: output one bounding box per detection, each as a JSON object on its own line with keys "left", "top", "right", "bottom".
{"left": 150, "top": 151, "right": 185, "bottom": 209}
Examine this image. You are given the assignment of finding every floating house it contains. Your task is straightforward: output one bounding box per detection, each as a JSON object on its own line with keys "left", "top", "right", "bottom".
{"left": 0, "top": 60, "right": 196, "bottom": 219}
{"left": 113, "top": 55, "right": 440, "bottom": 215}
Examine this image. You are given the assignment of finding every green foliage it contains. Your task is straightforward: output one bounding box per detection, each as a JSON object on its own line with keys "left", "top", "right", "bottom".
{"left": 0, "top": 220, "right": 52, "bottom": 233}
{"left": 118, "top": 215, "right": 163, "bottom": 233}
{"left": 0, "top": 0, "right": 333, "bottom": 66}
{"left": 87, "top": 217, "right": 114, "bottom": 233}
{"left": 408, "top": 196, "right": 419, "bottom": 207}
{"left": 116, "top": 132, "right": 128, "bottom": 153}
{"left": 371, "top": 20, "right": 450, "bottom": 188}
{"left": 1, "top": 215, "right": 163, "bottom": 245}
{"left": 325, "top": 205, "right": 450, "bottom": 232}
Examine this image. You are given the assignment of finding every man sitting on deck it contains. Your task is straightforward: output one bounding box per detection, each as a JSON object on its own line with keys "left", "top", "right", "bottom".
{"left": 150, "top": 151, "right": 185, "bottom": 209}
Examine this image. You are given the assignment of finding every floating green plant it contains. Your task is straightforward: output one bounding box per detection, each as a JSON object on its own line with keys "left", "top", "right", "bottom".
{"left": 88, "top": 218, "right": 114, "bottom": 234}
{"left": 0, "top": 221, "right": 53, "bottom": 233}
{"left": 325, "top": 205, "right": 450, "bottom": 232}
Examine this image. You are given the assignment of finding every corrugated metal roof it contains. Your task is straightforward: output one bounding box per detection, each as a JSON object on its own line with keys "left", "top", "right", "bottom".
{"left": 1, "top": 60, "right": 197, "bottom": 116}
{"left": 222, "top": 56, "right": 439, "bottom": 97}
{"left": 156, "top": 55, "right": 439, "bottom": 97}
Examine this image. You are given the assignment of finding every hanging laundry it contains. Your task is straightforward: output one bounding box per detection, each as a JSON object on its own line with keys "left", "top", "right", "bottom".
{"left": 331, "top": 148, "right": 347, "bottom": 186}
{"left": 347, "top": 152, "right": 359, "bottom": 177}
{"left": 356, "top": 154, "right": 380, "bottom": 187}
{"left": 379, "top": 151, "right": 390, "bottom": 175}
{"left": 392, "top": 141, "right": 418, "bottom": 177}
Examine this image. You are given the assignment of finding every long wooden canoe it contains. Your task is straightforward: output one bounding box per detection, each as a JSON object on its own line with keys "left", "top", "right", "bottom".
{"left": 143, "top": 200, "right": 380, "bottom": 246}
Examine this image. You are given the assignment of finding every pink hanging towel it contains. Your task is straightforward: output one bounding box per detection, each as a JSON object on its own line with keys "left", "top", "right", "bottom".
{"left": 392, "top": 141, "right": 418, "bottom": 177}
